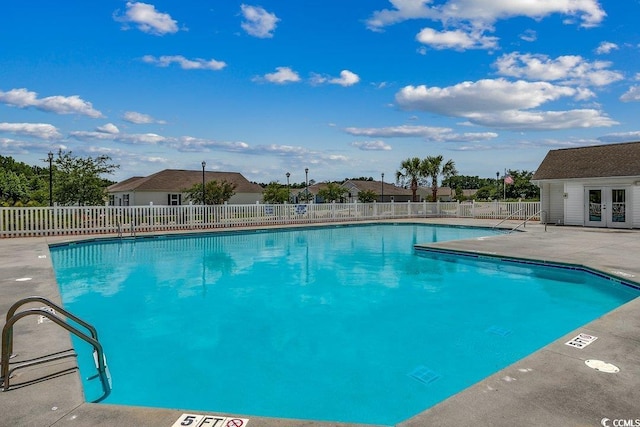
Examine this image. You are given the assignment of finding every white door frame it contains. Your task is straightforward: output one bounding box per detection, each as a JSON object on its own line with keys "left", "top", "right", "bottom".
{"left": 584, "top": 186, "right": 631, "bottom": 228}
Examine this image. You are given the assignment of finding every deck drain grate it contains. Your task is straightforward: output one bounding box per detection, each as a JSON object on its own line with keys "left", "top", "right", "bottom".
{"left": 486, "top": 325, "right": 512, "bottom": 337}
{"left": 408, "top": 366, "right": 441, "bottom": 385}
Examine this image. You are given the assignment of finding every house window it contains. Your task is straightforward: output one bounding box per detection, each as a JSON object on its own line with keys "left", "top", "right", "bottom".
{"left": 123, "top": 194, "right": 130, "bottom": 206}
{"left": 108, "top": 195, "right": 115, "bottom": 206}
{"left": 168, "top": 194, "right": 182, "bottom": 206}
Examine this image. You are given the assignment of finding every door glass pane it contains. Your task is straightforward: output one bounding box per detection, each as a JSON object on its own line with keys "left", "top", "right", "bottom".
{"left": 588, "top": 189, "right": 602, "bottom": 221}
{"left": 612, "top": 189, "right": 626, "bottom": 223}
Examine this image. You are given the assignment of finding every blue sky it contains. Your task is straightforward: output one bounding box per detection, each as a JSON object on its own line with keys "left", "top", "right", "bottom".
{"left": 2, "top": 0, "right": 640, "bottom": 185}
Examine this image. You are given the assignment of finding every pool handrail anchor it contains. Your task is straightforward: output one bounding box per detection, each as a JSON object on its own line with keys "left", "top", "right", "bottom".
{"left": 1, "top": 296, "right": 111, "bottom": 403}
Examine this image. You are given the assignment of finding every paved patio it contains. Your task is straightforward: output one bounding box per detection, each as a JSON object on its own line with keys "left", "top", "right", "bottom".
{"left": 1, "top": 219, "right": 639, "bottom": 427}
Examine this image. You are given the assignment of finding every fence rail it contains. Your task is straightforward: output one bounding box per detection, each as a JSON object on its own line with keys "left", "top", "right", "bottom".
{"left": 0, "top": 201, "right": 541, "bottom": 238}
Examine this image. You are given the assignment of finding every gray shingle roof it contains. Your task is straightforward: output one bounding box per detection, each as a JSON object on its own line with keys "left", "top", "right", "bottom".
{"left": 532, "top": 141, "right": 640, "bottom": 180}
{"left": 107, "top": 169, "right": 263, "bottom": 193}
{"left": 342, "top": 180, "right": 412, "bottom": 195}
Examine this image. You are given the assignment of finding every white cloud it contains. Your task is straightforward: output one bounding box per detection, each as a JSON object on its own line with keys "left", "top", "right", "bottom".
{"left": 142, "top": 55, "right": 226, "bottom": 71}
{"left": 351, "top": 141, "right": 392, "bottom": 151}
{"left": 0, "top": 88, "right": 103, "bottom": 118}
{"left": 240, "top": 4, "right": 279, "bottom": 38}
{"left": 175, "top": 136, "right": 250, "bottom": 152}
{"left": 344, "top": 125, "right": 498, "bottom": 142}
{"left": 620, "top": 86, "right": 640, "bottom": 102}
{"left": 0, "top": 122, "right": 62, "bottom": 140}
{"left": 467, "top": 109, "right": 617, "bottom": 130}
{"left": 595, "top": 41, "right": 618, "bottom": 54}
{"left": 396, "top": 79, "right": 579, "bottom": 114}
{"left": 96, "top": 123, "right": 120, "bottom": 134}
{"left": 70, "top": 130, "right": 167, "bottom": 145}
{"left": 256, "top": 67, "right": 301, "bottom": 84}
{"left": 123, "top": 111, "right": 166, "bottom": 124}
{"left": 494, "top": 52, "right": 623, "bottom": 87}
{"left": 116, "top": 2, "right": 179, "bottom": 35}
{"left": 312, "top": 70, "right": 361, "bottom": 86}
{"left": 330, "top": 70, "right": 361, "bottom": 86}
{"left": 416, "top": 27, "right": 498, "bottom": 51}
{"left": 367, "top": 0, "right": 605, "bottom": 31}
{"left": 519, "top": 29, "right": 537, "bottom": 42}
{"left": 395, "top": 79, "right": 616, "bottom": 130}
{"left": 598, "top": 131, "right": 640, "bottom": 143}
{"left": 345, "top": 124, "right": 453, "bottom": 138}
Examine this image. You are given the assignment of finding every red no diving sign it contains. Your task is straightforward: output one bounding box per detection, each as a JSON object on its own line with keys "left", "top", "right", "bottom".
{"left": 171, "top": 413, "right": 249, "bottom": 427}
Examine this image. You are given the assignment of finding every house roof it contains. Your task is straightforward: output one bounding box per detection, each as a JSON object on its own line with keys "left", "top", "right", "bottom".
{"left": 532, "top": 141, "right": 640, "bottom": 181}
{"left": 342, "top": 180, "right": 412, "bottom": 195}
{"left": 107, "top": 169, "right": 263, "bottom": 193}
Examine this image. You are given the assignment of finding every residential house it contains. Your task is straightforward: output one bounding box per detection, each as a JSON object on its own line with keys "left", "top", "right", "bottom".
{"left": 531, "top": 141, "right": 640, "bottom": 228}
{"left": 107, "top": 169, "right": 264, "bottom": 206}
{"left": 341, "top": 180, "right": 413, "bottom": 202}
{"left": 416, "top": 186, "right": 477, "bottom": 202}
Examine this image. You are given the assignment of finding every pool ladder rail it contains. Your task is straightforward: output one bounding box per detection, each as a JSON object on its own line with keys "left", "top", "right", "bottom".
{"left": 0, "top": 296, "right": 111, "bottom": 403}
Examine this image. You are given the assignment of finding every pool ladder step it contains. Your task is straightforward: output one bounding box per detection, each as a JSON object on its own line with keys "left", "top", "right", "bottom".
{"left": 1, "top": 296, "right": 111, "bottom": 402}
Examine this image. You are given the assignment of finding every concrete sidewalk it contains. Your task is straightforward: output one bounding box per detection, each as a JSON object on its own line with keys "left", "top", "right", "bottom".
{"left": 1, "top": 220, "right": 639, "bottom": 427}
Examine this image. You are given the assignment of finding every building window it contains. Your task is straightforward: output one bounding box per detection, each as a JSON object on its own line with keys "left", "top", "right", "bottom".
{"left": 123, "top": 194, "right": 130, "bottom": 206}
{"left": 108, "top": 195, "right": 115, "bottom": 206}
{"left": 168, "top": 194, "right": 182, "bottom": 206}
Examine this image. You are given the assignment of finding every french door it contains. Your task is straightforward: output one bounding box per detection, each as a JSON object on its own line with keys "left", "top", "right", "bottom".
{"left": 585, "top": 187, "right": 629, "bottom": 228}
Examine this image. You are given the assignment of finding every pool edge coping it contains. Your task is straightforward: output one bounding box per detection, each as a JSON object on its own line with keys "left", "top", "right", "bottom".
{"left": 2, "top": 219, "right": 640, "bottom": 427}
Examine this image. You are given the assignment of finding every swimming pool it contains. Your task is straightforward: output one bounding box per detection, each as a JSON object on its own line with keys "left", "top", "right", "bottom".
{"left": 49, "top": 224, "right": 639, "bottom": 425}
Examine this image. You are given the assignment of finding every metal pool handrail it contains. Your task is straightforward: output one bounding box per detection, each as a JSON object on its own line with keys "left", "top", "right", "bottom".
{"left": 1, "top": 297, "right": 111, "bottom": 403}
{"left": 492, "top": 207, "right": 526, "bottom": 229}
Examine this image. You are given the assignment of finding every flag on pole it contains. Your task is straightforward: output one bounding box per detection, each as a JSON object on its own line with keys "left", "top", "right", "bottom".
{"left": 504, "top": 175, "right": 514, "bottom": 185}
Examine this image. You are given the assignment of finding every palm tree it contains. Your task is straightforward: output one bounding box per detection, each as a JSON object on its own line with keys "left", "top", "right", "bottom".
{"left": 396, "top": 157, "right": 424, "bottom": 202}
{"left": 424, "top": 155, "right": 457, "bottom": 202}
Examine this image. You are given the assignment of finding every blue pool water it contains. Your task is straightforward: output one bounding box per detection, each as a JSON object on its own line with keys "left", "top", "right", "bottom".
{"left": 49, "top": 224, "right": 639, "bottom": 425}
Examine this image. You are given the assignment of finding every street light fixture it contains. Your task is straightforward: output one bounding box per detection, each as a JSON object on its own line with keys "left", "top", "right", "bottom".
{"left": 286, "top": 172, "right": 290, "bottom": 204}
{"left": 381, "top": 172, "right": 384, "bottom": 203}
{"left": 48, "top": 151, "right": 54, "bottom": 207}
{"left": 202, "top": 161, "right": 206, "bottom": 205}
{"left": 305, "top": 168, "right": 309, "bottom": 203}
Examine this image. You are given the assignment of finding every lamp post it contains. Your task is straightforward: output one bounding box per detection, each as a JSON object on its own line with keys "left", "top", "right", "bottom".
{"left": 286, "top": 172, "right": 290, "bottom": 203}
{"left": 48, "top": 151, "right": 53, "bottom": 207}
{"left": 381, "top": 172, "right": 384, "bottom": 203}
{"left": 305, "top": 168, "right": 309, "bottom": 203}
{"left": 202, "top": 161, "right": 206, "bottom": 205}
{"left": 496, "top": 171, "right": 500, "bottom": 200}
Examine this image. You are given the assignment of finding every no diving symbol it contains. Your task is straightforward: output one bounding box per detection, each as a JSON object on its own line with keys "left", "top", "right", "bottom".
{"left": 227, "top": 420, "right": 243, "bottom": 427}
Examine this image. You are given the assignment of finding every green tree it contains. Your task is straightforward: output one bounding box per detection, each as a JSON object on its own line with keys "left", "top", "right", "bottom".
{"left": 262, "top": 182, "right": 290, "bottom": 204}
{"left": 503, "top": 170, "right": 540, "bottom": 200}
{"left": 424, "top": 155, "right": 457, "bottom": 201}
{"left": 396, "top": 157, "right": 425, "bottom": 202}
{"left": 184, "top": 180, "right": 237, "bottom": 205}
{"left": 0, "top": 169, "right": 30, "bottom": 205}
{"left": 0, "top": 155, "right": 50, "bottom": 205}
{"left": 474, "top": 185, "right": 498, "bottom": 200}
{"left": 317, "top": 182, "right": 347, "bottom": 202}
{"left": 52, "top": 150, "right": 119, "bottom": 206}
{"left": 357, "top": 189, "right": 378, "bottom": 203}
{"left": 443, "top": 175, "right": 492, "bottom": 190}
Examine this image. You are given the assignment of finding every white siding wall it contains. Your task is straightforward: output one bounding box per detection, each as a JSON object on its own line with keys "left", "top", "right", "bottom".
{"left": 134, "top": 192, "right": 159, "bottom": 206}
{"left": 109, "top": 191, "right": 264, "bottom": 205}
{"left": 548, "top": 183, "right": 564, "bottom": 224}
{"left": 564, "top": 182, "right": 585, "bottom": 226}
{"left": 229, "top": 192, "right": 263, "bottom": 204}
{"left": 633, "top": 185, "right": 640, "bottom": 228}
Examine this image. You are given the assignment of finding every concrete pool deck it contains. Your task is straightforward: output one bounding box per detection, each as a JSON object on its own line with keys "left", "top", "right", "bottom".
{"left": 1, "top": 219, "right": 639, "bottom": 427}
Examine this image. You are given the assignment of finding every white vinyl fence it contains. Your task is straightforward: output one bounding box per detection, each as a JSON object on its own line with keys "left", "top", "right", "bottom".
{"left": 0, "top": 201, "right": 541, "bottom": 238}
